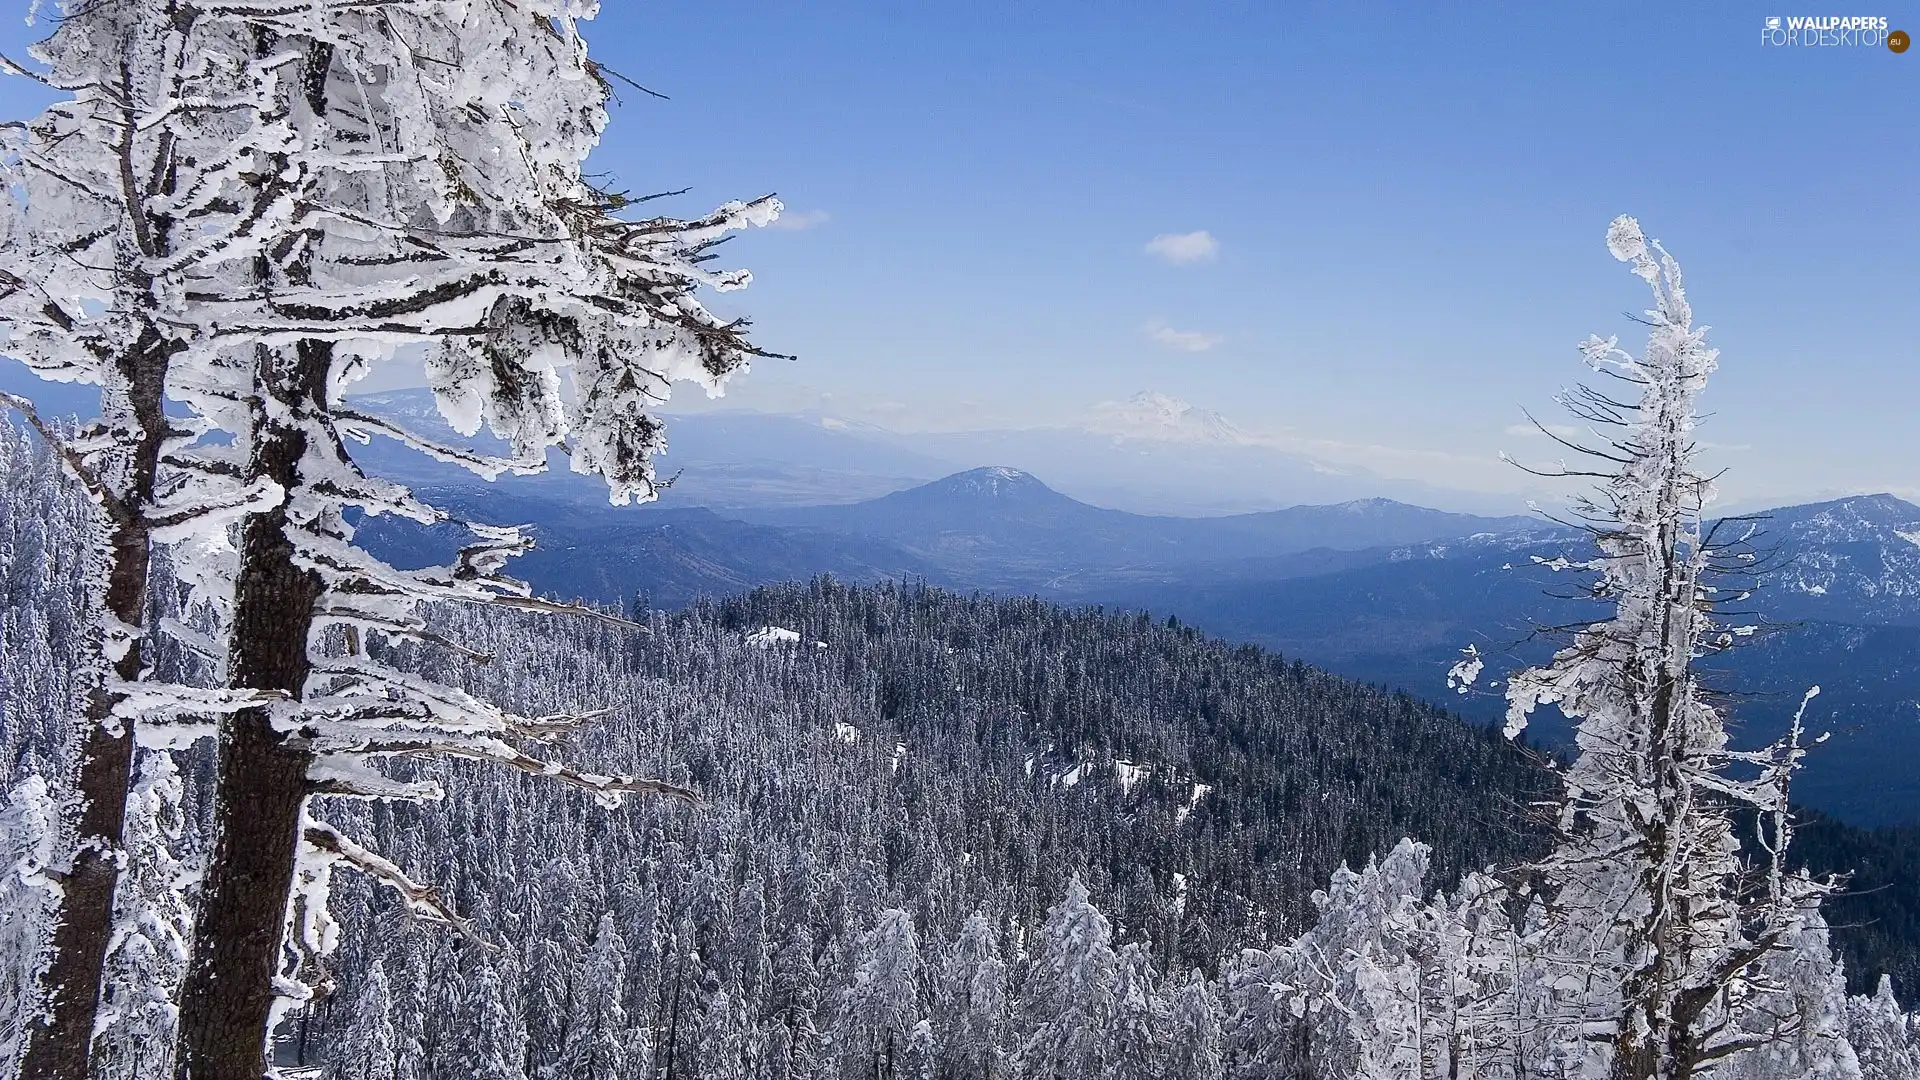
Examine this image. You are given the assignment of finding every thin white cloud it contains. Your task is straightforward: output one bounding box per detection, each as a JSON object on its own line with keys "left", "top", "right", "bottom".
{"left": 1503, "top": 422, "right": 1583, "bottom": 440}
{"left": 1144, "top": 320, "right": 1224, "bottom": 353}
{"left": 769, "top": 208, "right": 831, "bottom": 231}
{"left": 1144, "top": 230, "right": 1218, "bottom": 265}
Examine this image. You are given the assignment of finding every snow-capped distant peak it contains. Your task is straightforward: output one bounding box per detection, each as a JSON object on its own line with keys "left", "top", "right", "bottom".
{"left": 1081, "top": 391, "right": 1251, "bottom": 446}
{"left": 933, "top": 466, "right": 1051, "bottom": 498}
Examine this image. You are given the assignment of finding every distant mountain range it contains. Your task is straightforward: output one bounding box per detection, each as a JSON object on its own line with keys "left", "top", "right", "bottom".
{"left": 1062, "top": 493, "right": 1920, "bottom": 826}
{"left": 357, "top": 433, "right": 1920, "bottom": 827}
{"left": 730, "top": 467, "right": 1547, "bottom": 587}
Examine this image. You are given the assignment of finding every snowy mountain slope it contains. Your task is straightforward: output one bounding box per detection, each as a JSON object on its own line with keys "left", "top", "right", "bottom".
{"left": 1079, "top": 390, "right": 1254, "bottom": 445}
{"left": 6, "top": 418, "right": 1919, "bottom": 1049}
{"left": 1755, "top": 494, "right": 1920, "bottom": 625}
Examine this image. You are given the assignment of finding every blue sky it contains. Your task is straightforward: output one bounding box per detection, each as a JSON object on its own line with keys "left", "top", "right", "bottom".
{"left": 1, "top": 3, "right": 1914, "bottom": 505}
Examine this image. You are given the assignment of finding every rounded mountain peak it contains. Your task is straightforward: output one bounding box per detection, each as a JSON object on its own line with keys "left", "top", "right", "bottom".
{"left": 935, "top": 466, "right": 1051, "bottom": 498}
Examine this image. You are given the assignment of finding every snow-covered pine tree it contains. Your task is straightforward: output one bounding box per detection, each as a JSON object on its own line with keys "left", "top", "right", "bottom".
{"left": 935, "top": 911, "right": 1008, "bottom": 1079}
{"left": 732, "top": 879, "right": 775, "bottom": 1019}
{"left": 324, "top": 955, "right": 398, "bottom": 1080}
{"left": 1275, "top": 838, "right": 1434, "bottom": 1079}
{"left": 773, "top": 923, "right": 827, "bottom": 1078}
{"left": 91, "top": 751, "right": 194, "bottom": 1080}
{"left": 1847, "top": 977, "right": 1920, "bottom": 1080}
{"left": 0, "top": 3, "right": 312, "bottom": 1072}
{"left": 1165, "top": 968, "right": 1225, "bottom": 1080}
{"left": 557, "top": 912, "right": 631, "bottom": 1080}
{"left": 1715, "top": 894, "right": 1861, "bottom": 1079}
{"left": 1012, "top": 876, "right": 1119, "bottom": 1080}
{"left": 1488, "top": 216, "right": 1840, "bottom": 1079}
{"left": 696, "top": 982, "right": 749, "bottom": 1080}
{"left": 151, "top": 3, "right": 783, "bottom": 1075}
{"left": 834, "top": 907, "right": 926, "bottom": 1080}
{"left": 904, "top": 1018, "right": 936, "bottom": 1080}
{"left": 449, "top": 953, "right": 531, "bottom": 1080}
{"left": 0, "top": 776, "right": 62, "bottom": 1068}
{"left": 1110, "top": 940, "right": 1169, "bottom": 1080}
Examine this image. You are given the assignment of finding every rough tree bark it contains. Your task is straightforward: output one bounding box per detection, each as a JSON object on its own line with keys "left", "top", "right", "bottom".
{"left": 172, "top": 341, "right": 331, "bottom": 1080}
{"left": 18, "top": 327, "right": 175, "bottom": 1080}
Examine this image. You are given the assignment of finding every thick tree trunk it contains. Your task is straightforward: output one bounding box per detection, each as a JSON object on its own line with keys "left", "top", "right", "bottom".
{"left": 19, "top": 331, "right": 171, "bottom": 1080}
{"left": 173, "top": 342, "right": 329, "bottom": 1080}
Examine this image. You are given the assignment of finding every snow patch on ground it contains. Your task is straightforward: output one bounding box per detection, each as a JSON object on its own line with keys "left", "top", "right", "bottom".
{"left": 833, "top": 722, "right": 860, "bottom": 745}
{"left": 1176, "top": 782, "right": 1213, "bottom": 824}
{"left": 1115, "top": 760, "right": 1149, "bottom": 795}
{"left": 745, "top": 626, "right": 801, "bottom": 648}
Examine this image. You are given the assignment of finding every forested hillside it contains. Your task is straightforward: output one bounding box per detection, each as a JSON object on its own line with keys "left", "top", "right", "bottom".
{"left": 292, "top": 583, "right": 1563, "bottom": 1075}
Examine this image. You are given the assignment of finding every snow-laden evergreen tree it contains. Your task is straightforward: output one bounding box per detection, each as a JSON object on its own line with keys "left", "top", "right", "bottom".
{"left": 129, "top": 1, "right": 786, "bottom": 1072}
{"left": 557, "top": 912, "right": 631, "bottom": 1080}
{"left": 391, "top": 939, "right": 433, "bottom": 1080}
{"left": 697, "top": 983, "right": 750, "bottom": 1080}
{"left": 91, "top": 752, "right": 194, "bottom": 1080}
{"left": 450, "top": 953, "right": 532, "bottom": 1080}
{"left": 905, "top": 1018, "right": 937, "bottom": 1080}
{"left": 326, "top": 956, "right": 398, "bottom": 1080}
{"left": 1847, "top": 978, "right": 1920, "bottom": 1080}
{"left": 935, "top": 912, "right": 1008, "bottom": 1080}
{"left": 1716, "top": 895, "right": 1861, "bottom": 1080}
{"left": 1110, "top": 941, "right": 1169, "bottom": 1080}
{"left": 762, "top": 1022, "right": 797, "bottom": 1080}
{"left": 1265, "top": 217, "right": 1901, "bottom": 1080}
{"left": 0, "top": 1, "right": 312, "bottom": 1069}
{"left": 1263, "top": 840, "right": 1561, "bottom": 1079}
{"left": 834, "top": 908, "right": 926, "bottom": 1080}
{"left": 1166, "top": 968, "right": 1225, "bottom": 1080}
{"left": 525, "top": 933, "right": 575, "bottom": 1079}
{"left": 773, "top": 924, "right": 827, "bottom": 1079}
{"left": 733, "top": 880, "right": 775, "bottom": 1018}
{"left": 1258, "top": 838, "right": 1434, "bottom": 1079}
{"left": 1012, "top": 876, "right": 1118, "bottom": 1080}
{"left": 0, "top": 776, "right": 61, "bottom": 1068}
{"left": 1448, "top": 216, "right": 1852, "bottom": 1079}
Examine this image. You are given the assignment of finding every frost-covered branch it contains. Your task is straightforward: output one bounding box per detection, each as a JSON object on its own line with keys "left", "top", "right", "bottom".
{"left": 298, "top": 820, "right": 487, "bottom": 947}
